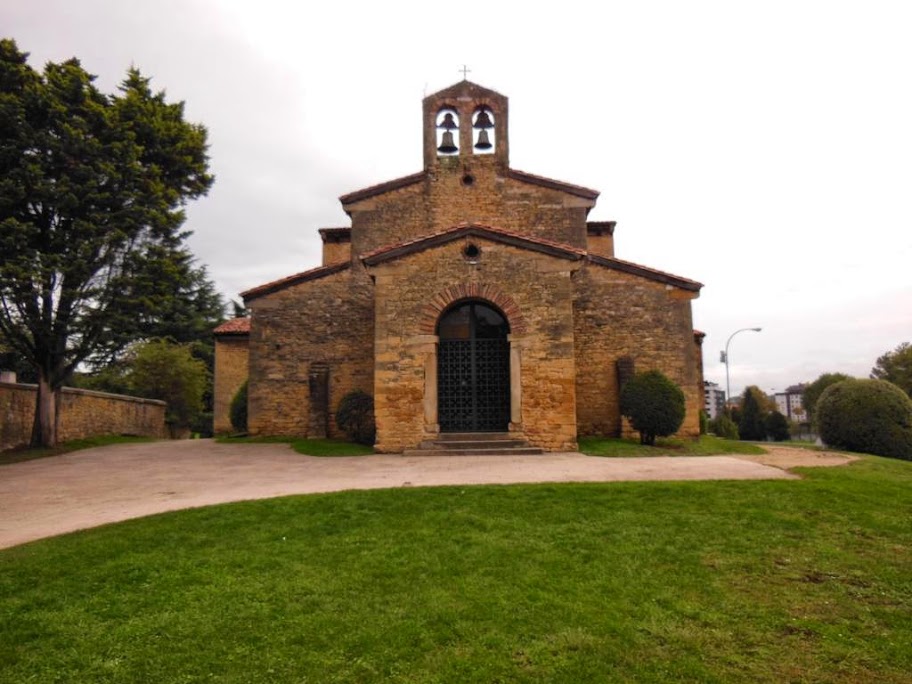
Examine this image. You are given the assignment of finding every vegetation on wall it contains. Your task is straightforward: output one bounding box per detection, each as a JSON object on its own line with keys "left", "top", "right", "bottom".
{"left": 619, "top": 370, "right": 686, "bottom": 445}
{"left": 336, "top": 390, "right": 376, "bottom": 446}
{"left": 230, "top": 380, "right": 249, "bottom": 434}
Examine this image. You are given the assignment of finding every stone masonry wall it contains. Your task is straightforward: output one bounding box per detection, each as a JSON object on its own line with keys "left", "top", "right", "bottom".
{"left": 0, "top": 382, "right": 166, "bottom": 451}
{"left": 213, "top": 335, "right": 250, "bottom": 434}
{"left": 348, "top": 156, "right": 591, "bottom": 258}
{"left": 368, "top": 238, "right": 579, "bottom": 452}
{"left": 246, "top": 268, "right": 374, "bottom": 438}
{"left": 572, "top": 262, "right": 702, "bottom": 438}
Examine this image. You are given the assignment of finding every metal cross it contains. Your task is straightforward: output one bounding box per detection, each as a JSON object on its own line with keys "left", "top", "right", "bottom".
{"left": 460, "top": 65, "right": 471, "bottom": 81}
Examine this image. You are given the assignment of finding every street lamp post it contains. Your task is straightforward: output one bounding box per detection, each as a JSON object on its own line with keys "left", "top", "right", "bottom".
{"left": 721, "top": 327, "right": 762, "bottom": 414}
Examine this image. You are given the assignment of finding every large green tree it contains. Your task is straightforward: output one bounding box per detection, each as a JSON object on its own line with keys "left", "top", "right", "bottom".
{"left": 803, "top": 372, "right": 852, "bottom": 426}
{"left": 738, "top": 386, "right": 769, "bottom": 441}
{"left": 0, "top": 40, "right": 214, "bottom": 446}
{"left": 871, "top": 342, "right": 912, "bottom": 399}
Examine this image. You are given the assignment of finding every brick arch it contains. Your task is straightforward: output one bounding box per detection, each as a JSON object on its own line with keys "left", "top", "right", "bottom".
{"left": 419, "top": 283, "right": 527, "bottom": 335}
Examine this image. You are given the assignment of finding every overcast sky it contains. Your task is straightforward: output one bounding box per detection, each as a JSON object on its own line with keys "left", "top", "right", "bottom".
{"left": 3, "top": 0, "right": 910, "bottom": 397}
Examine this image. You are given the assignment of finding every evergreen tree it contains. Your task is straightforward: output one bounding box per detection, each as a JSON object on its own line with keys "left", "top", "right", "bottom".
{"left": 0, "top": 40, "right": 214, "bottom": 445}
{"left": 871, "top": 342, "right": 912, "bottom": 398}
{"left": 738, "top": 386, "right": 768, "bottom": 441}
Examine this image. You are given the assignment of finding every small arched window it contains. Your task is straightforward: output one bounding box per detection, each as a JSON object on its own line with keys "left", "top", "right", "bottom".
{"left": 436, "top": 108, "right": 459, "bottom": 156}
{"left": 472, "top": 106, "right": 495, "bottom": 154}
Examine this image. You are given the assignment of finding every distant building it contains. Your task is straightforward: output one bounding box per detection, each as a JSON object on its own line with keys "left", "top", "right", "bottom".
{"left": 704, "top": 381, "right": 726, "bottom": 419}
{"left": 774, "top": 384, "right": 807, "bottom": 422}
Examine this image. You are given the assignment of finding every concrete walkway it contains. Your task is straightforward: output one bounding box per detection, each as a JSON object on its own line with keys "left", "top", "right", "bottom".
{"left": 0, "top": 439, "right": 798, "bottom": 550}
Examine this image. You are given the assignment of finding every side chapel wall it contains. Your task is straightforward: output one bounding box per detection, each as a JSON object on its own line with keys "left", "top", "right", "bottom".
{"left": 572, "top": 263, "right": 702, "bottom": 438}
{"left": 246, "top": 269, "right": 374, "bottom": 437}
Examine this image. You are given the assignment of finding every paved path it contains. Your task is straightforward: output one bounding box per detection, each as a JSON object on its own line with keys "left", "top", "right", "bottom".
{"left": 0, "top": 440, "right": 798, "bottom": 550}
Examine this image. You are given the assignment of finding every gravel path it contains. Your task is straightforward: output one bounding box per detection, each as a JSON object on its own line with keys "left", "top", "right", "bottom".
{"left": 0, "top": 439, "right": 846, "bottom": 550}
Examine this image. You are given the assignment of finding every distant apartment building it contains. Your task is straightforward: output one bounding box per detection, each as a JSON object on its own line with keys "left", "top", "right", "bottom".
{"left": 774, "top": 384, "right": 807, "bottom": 422}
{"left": 704, "top": 381, "right": 726, "bottom": 419}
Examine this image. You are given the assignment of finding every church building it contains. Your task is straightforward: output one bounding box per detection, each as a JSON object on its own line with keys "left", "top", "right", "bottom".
{"left": 213, "top": 80, "right": 704, "bottom": 452}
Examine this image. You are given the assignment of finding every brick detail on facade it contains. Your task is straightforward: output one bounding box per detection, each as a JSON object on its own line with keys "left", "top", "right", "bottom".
{"left": 418, "top": 283, "right": 527, "bottom": 335}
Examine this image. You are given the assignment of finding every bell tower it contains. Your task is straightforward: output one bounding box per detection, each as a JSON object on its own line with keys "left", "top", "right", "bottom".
{"left": 422, "top": 80, "right": 509, "bottom": 170}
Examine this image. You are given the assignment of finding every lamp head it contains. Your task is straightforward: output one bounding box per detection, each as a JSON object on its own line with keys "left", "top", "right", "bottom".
{"left": 752, "top": 327, "right": 762, "bottom": 332}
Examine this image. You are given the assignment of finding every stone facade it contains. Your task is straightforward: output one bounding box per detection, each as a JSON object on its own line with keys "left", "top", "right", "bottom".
{"left": 212, "top": 317, "right": 251, "bottom": 434}
{"left": 0, "top": 382, "right": 166, "bottom": 451}
{"left": 216, "top": 80, "right": 704, "bottom": 451}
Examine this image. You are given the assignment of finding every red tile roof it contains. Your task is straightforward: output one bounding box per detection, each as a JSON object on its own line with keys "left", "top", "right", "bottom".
{"left": 360, "top": 223, "right": 587, "bottom": 266}
{"left": 587, "top": 254, "right": 703, "bottom": 292}
{"left": 241, "top": 262, "right": 351, "bottom": 302}
{"left": 339, "top": 171, "right": 426, "bottom": 206}
{"left": 505, "top": 168, "right": 600, "bottom": 200}
{"left": 213, "top": 317, "right": 250, "bottom": 335}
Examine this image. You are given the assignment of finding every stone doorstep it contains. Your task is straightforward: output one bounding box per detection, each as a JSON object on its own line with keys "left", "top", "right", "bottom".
{"left": 403, "top": 431, "right": 545, "bottom": 456}
{"left": 402, "top": 447, "right": 545, "bottom": 457}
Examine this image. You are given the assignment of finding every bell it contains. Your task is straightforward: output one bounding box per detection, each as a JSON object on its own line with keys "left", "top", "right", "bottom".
{"left": 473, "top": 108, "right": 494, "bottom": 129}
{"left": 437, "top": 112, "right": 457, "bottom": 130}
{"left": 437, "top": 130, "right": 458, "bottom": 154}
{"left": 474, "top": 129, "right": 492, "bottom": 150}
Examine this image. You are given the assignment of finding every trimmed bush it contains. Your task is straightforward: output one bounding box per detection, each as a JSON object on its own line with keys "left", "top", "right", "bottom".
{"left": 765, "top": 411, "right": 790, "bottom": 442}
{"left": 710, "top": 414, "right": 739, "bottom": 440}
{"left": 336, "top": 390, "right": 376, "bottom": 446}
{"left": 230, "top": 380, "right": 248, "bottom": 433}
{"left": 620, "top": 370, "right": 686, "bottom": 445}
{"left": 817, "top": 378, "right": 912, "bottom": 460}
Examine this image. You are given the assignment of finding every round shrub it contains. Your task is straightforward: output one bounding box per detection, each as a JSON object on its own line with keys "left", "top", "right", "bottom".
{"left": 620, "top": 370, "right": 686, "bottom": 445}
{"left": 817, "top": 378, "right": 912, "bottom": 460}
{"left": 710, "top": 414, "right": 739, "bottom": 440}
{"left": 336, "top": 390, "right": 376, "bottom": 446}
{"left": 230, "top": 380, "right": 248, "bottom": 433}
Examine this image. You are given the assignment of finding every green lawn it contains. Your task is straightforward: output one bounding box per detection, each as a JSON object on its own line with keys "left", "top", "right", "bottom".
{"left": 579, "top": 434, "right": 767, "bottom": 457}
{"left": 1, "top": 458, "right": 910, "bottom": 683}
{"left": 216, "top": 435, "right": 374, "bottom": 456}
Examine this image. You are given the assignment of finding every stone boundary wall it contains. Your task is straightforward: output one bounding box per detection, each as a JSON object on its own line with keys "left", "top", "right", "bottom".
{"left": 0, "top": 382, "right": 167, "bottom": 451}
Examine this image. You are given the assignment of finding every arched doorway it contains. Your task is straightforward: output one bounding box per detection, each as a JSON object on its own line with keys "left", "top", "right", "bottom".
{"left": 437, "top": 300, "right": 510, "bottom": 432}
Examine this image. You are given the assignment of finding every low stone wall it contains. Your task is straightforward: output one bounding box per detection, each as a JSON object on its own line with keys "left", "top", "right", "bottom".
{"left": 0, "top": 382, "right": 167, "bottom": 451}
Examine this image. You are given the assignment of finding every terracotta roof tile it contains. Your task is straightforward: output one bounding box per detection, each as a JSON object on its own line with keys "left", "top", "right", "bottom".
{"left": 505, "top": 168, "right": 600, "bottom": 200}
{"left": 360, "top": 223, "right": 587, "bottom": 266}
{"left": 241, "top": 262, "right": 351, "bottom": 301}
{"left": 213, "top": 317, "right": 250, "bottom": 335}
{"left": 587, "top": 254, "right": 703, "bottom": 292}
{"left": 339, "top": 171, "right": 426, "bottom": 206}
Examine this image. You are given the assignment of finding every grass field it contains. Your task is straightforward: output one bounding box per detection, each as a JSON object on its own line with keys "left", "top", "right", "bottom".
{"left": 578, "top": 434, "right": 767, "bottom": 457}
{"left": 216, "top": 436, "right": 374, "bottom": 456}
{"left": 1, "top": 457, "right": 910, "bottom": 682}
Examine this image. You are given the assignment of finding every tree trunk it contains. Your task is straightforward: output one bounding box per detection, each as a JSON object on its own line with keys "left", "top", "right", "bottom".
{"left": 31, "top": 373, "right": 58, "bottom": 447}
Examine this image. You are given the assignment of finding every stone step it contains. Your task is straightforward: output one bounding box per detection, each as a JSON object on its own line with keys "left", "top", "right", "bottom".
{"left": 434, "top": 432, "right": 515, "bottom": 441}
{"left": 403, "top": 447, "right": 544, "bottom": 457}
{"left": 422, "top": 439, "right": 528, "bottom": 450}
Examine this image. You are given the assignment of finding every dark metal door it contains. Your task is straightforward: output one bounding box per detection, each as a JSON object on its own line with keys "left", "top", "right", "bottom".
{"left": 438, "top": 303, "right": 510, "bottom": 432}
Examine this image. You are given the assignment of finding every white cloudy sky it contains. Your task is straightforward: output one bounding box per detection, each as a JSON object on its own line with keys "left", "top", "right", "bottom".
{"left": 3, "top": 0, "right": 910, "bottom": 397}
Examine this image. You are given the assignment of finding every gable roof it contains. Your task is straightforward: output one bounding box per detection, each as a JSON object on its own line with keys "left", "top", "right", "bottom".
{"left": 587, "top": 253, "right": 703, "bottom": 292}
{"left": 360, "top": 223, "right": 587, "bottom": 267}
{"left": 426, "top": 79, "right": 507, "bottom": 101}
{"left": 505, "top": 169, "right": 600, "bottom": 201}
{"left": 240, "top": 261, "right": 351, "bottom": 302}
{"left": 339, "top": 171, "right": 426, "bottom": 207}
{"left": 213, "top": 317, "right": 250, "bottom": 335}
